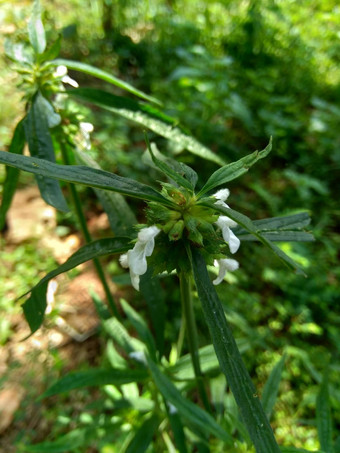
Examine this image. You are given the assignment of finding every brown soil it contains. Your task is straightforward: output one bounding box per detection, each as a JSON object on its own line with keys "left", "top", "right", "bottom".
{"left": 0, "top": 186, "right": 119, "bottom": 452}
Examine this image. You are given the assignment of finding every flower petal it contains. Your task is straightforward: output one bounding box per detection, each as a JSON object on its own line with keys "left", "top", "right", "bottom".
{"left": 213, "top": 258, "right": 239, "bottom": 285}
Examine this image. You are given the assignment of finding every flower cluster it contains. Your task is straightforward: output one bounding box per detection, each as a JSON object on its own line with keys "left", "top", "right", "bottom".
{"left": 120, "top": 187, "right": 240, "bottom": 290}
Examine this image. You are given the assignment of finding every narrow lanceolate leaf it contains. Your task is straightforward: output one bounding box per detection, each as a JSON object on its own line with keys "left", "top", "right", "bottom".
{"left": 24, "top": 428, "right": 90, "bottom": 452}
{"left": 237, "top": 231, "right": 314, "bottom": 242}
{"left": 235, "top": 212, "right": 314, "bottom": 242}
{"left": 28, "top": 0, "right": 46, "bottom": 54}
{"left": 191, "top": 247, "right": 281, "bottom": 453}
{"left": 68, "top": 88, "right": 226, "bottom": 166}
{"left": 24, "top": 92, "right": 68, "bottom": 212}
{"left": 147, "top": 356, "right": 232, "bottom": 444}
{"left": 75, "top": 149, "right": 137, "bottom": 236}
{"left": 261, "top": 355, "right": 286, "bottom": 420}
{"left": 41, "top": 368, "right": 148, "bottom": 398}
{"left": 0, "top": 119, "right": 26, "bottom": 231}
{"left": 198, "top": 138, "right": 272, "bottom": 196}
{"left": 146, "top": 137, "right": 197, "bottom": 190}
{"left": 316, "top": 373, "right": 334, "bottom": 453}
{"left": 21, "top": 238, "right": 131, "bottom": 334}
{"left": 200, "top": 200, "right": 307, "bottom": 275}
{"left": 120, "top": 299, "right": 157, "bottom": 360}
{"left": 280, "top": 448, "right": 324, "bottom": 453}
{"left": 125, "top": 414, "right": 160, "bottom": 453}
{"left": 0, "top": 151, "right": 171, "bottom": 206}
{"left": 52, "top": 59, "right": 161, "bottom": 105}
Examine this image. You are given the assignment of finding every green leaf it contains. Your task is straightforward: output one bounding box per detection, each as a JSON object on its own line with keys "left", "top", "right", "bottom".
{"left": 168, "top": 345, "right": 219, "bottom": 380}
{"left": 147, "top": 356, "right": 232, "bottom": 444}
{"left": 38, "top": 35, "right": 61, "bottom": 63}
{"left": 250, "top": 213, "right": 312, "bottom": 230}
{"left": 103, "top": 317, "right": 145, "bottom": 354}
{"left": 198, "top": 138, "right": 272, "bottom": 196}
{"left": 139, "top": 268, "right": 166, "bottom": 357}
{"left": 200, "top": 200, "right": 307, "bottom": 275}
{"left": 52, "top": 59, "right": 161, "bottom": 105}
{"left": 166, "top": 408, "right": 188, "bottom": 453}
{"left": 68, "top": 87, "right": 226, "bottom": 166}
{"left": 145, "top": 136, "right": 197, "bottom": 190}
{"left": 24, "top": 428, "right": 90, "bottom": 452}
{"left": 41, "top": 368, "right": 148, "bottom": 398}
{"left": 120, "top": 299, "right": 157, "bottom": 360}
{"left": 261, "top": 355, "right": 286, "bottom": 420}
{"left": 280, "top": 448, "right": 324, "bottom": 453}
{"left": 0, "top": 151, "right": 171, "bottom": 206}
{"left": 28, "top": 0, "right": 46, "bottom": 54}
{"left": 4, "top": 40, "right": 33, "bottom": 65}
{"left": 0, "top": 119, "right": 26, "bottom": 231}
{"left": 74, "top": 148, "right": 137, "bottom": 236}
{"left": 21, "top": 237, "right": 131, "bottom": 334}
{"left": 190, "top": 247, "right": 281, "bottom": 453}
{"left": 317, "top": 373, "right": 334, "bottom": 453}
{"left": 125, "top": 414, "right": 160, "bottom": 453}
{"left": 237, "top": 231, "right": 314, "bottom": 242}
{"left": 24, "top": 92, "right": 68, "bottom": 212}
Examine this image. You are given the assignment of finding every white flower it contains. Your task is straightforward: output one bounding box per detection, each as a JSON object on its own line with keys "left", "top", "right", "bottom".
{"left": 54, "top": 65, "right": 79, "bottom": 88}
{"left": 119, "top": 226, "right": 161, "bottom": 291}
{"left": 215, "top": 215, "right": 240, "bottom": 254}
{"left": 213, "top": 188, "right": 240, "bottom": 254}
{"left": 79, "top": 122, "right": 94, "bottom": 150}
{"left": 213, "top": 258, "right": 239, "bottom": 285}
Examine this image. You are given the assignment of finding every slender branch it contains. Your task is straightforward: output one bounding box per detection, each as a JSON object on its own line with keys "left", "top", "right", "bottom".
{"left": 179, "top": 271, "right": 211, "bottom": 413}
{"left": 59, "top": 141, "right": 120, "bottom": 318}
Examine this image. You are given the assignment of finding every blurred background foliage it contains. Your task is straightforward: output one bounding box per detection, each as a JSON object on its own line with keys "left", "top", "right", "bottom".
{"left": 1, "top": 0, "right": 339, "bottom": 450}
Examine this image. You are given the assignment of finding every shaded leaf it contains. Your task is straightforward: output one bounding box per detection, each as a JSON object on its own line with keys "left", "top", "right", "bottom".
{"left": 68, "top": 87, "right": 225, "bottom": 165}
{"left": 52, "top": 59, "right": 161, "bottom": 105}
{"left": 24, "top": 428, "right": 90, "bottom": 452}
{"left": 22, "top": 238, "right": 131, "bottom": 334}
{"left": 125, "top": 414, "right": 160, "bottom": 453}
{"left": 120, "top": 299, "right": 157, "bottom": 360}
{"left": 0, "top": 119, "right": 26, "bottom": 231}
{"left": 146, "top": 137, "right": 197, "bottom": 190}
{"left": 261, "top": 355, "right": 286, "bottom": 420}
{"left": 147, "top": 356, "right": 232, "bottom": 443}
{"left": 42, "top": 368, "right": 148, "bottom": 398}
{"left": 75, "top": 148, "right": 137, "bottom": 236}
{"left": 198, "top": 138, "right": 272, "bottom": 196}
{"left": 0, "top": 151, "right": 171, "bottom": 206}
{"left": 317, "top": 373, "right": 334, "bottom": 453}
{"left": 191, "top": 247, "right": 281, "bottom": 453}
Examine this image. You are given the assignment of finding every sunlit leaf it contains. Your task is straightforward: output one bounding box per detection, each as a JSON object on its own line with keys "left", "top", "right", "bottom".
{"left": 24, "top": 92, "right": 68, "bottom": 212}
{"left": 52, "top": 59, "right": 161, "bottom": 105}
{"left": 68, "top": 87, "right": 225, "bottom": 165}
{"left": 28, "top": 0, "right": 46, "bottom": 54}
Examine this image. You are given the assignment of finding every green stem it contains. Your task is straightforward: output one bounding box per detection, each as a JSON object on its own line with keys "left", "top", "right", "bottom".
{"left": 179, "top": 271, "right": 211, "bottom": 413}
{"left": 59, "top": 142, "right": 119, "bottom": 318}
{"left": 176, "top": 311, "right": 186, "bottom": 359}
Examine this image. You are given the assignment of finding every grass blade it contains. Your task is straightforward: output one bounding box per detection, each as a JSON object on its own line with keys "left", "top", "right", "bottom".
{"left": 261, "top": 355, "right": 286, "bottom": 420}
{"left": 317, "top": 372, "right": 334, "bottom": 453}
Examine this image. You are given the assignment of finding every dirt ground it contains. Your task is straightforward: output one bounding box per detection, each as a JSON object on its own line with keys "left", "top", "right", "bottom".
{"left": 0, "top": 186, "right": 119, "bottom": 452}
